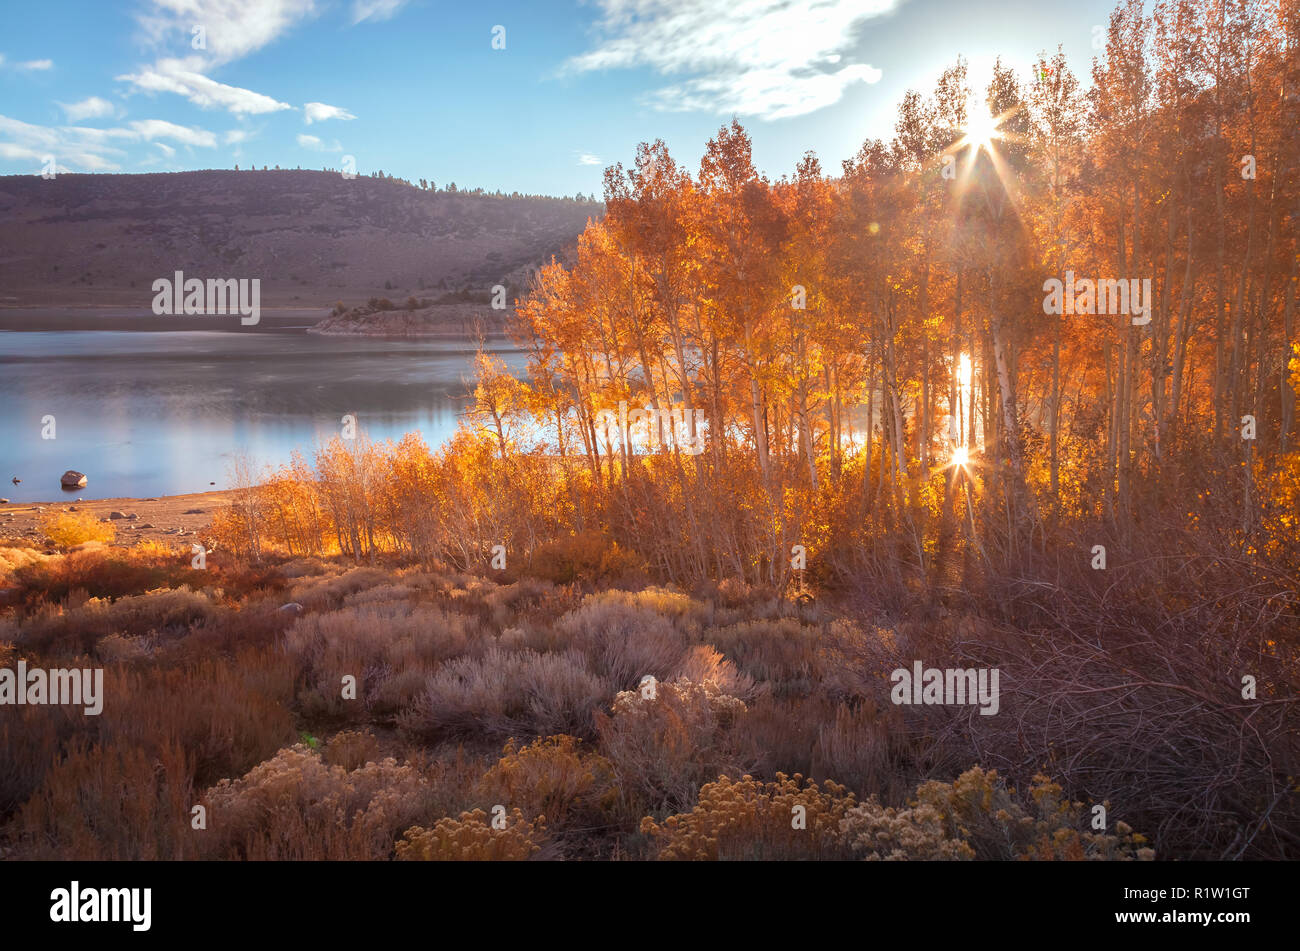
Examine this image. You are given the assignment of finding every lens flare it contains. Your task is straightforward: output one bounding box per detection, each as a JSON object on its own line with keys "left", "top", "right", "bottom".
{"left": 963, "top": 110, "right": 1002, "bottom": 151}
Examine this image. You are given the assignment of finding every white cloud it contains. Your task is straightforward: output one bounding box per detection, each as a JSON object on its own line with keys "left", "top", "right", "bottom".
{"left": 118, "top": 59, "right": 292, "bottom": 114}
{"left": 59, "top": 97, "right": 117, "bottom": 121}
{"left": 135, "top": 0, "right": 318, "bottom": 66}
{"left": 352, "top": 0, "right": 409, "bottom": 25}
{"left": 296, "top": 133, "right": 341, "bottom": 151}
{"left": 17, "top": 59, "right": 53, "bottom": 71}
{"left": 303, "top": 101, "right": 356, "bottom": 124}
{"left": 563, "top": 0, "right": 892, "bottom": 120}
{"left": 224, "top": 128, "right": 252, "bottom": 144}
{"left": 128, "top": 118, "right": 218, "bottom": 147}
{"left": 0, "top": 114, "right": 134, "bottom": 171}
{"left": 0, "top": 111, "right": 224, "bottom": 172}
{"left": 120, "top": 2, "right": 317, "bottom": 115}
{"left": 577, "top": 153, "right": 602, "bottom": 166}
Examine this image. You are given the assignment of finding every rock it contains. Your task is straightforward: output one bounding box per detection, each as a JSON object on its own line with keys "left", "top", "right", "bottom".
{"left": 278, "top": 602, "right": 305, "bottom": 616}
{"left": 109, "top": 511, "right": 128, "bottom": 519}
{"left": 142, "top": 498, "right": 159, "bottom": 502}
{"left": 126, "top": 513, "right": 139, "bottom": 520}
{"left": 136, "top": 523, "right": 155, "bottom": 529}
{"left": 183, "top": 508, "right": 206, "bottom": 515}
{"left": 33, "top": 506, "right": 44, "bottom": 512}
{"left": 60, "top": 470, "right": 88, "bottom": 488}
{"left": 68, "top": 506, "right": 79, "bottom": 511}
{"left": 0, "top": 499, "right": 8, "bottom": 504}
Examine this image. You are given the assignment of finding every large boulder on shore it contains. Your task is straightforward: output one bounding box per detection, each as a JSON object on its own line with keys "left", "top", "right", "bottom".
{"left": 60, "top": 470, "right": 87, "bottom": 488}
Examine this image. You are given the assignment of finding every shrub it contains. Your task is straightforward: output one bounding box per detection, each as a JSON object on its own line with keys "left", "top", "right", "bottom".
{"left": 40, "top": 512, "right": 115, "bottom": 548}
{"left": 729, "top": 694, "right": 828, "bottom": 780}
{"left": 94, "top": 647, "right": 297, "bottom": 787}
{"left": 840, "top": 797, "right": 975, "bottom": 860}
{"left": 0, "top": 545, "right": 45, "bottom": 586}
{"left": 810, "top": 701, "right": 910, "bottom": 802}
{"left": 0, "top": 700, "right": 77, "bottom": 819}
{"left": 96, "top": 632, "right": 150, "bottom": 663}
{"left": 641, "top": 772, "right": 859, "bottom": 860}
{"left": 14, "top": 738, "right": 195, "bottom": 860}
{"left": 285, "top": 602, "right": 477, "bottom": 720}
{"left": 11, "top": 547, "right": 191, "bottom": 605}
{"left": 398, "top": 648, "right": 611, "bottom": 740}
{"left": 673, "top": 644, "right": 757, "bottom": 701}
{"left": 287, "top": 567, "right": 399, "bottom": 611}
{"left": 481, "top": 577, "right": 555, "bottom": 628}
{"left": 201, "top": 744, "right": 436, "bottom": 860}
{"left": 555, "top": 592, "right": 687, "bottom": 686}
{"left": 478, "top": 735, "right": 618, "bottom": 831}
{"left": 14, "top": 586, "right": 216, "bottom": 656}
{"left": 527, "top": 532, "right": 646, "bottom": 585}
{"left": 396, "top": 808, "right": 545, "bottom": 860}
{"left": 911, "top": 767, "right": 1154, "bottom": 861}
{"left": 323, "top": 729, "right": 382, "bottom": 771}
{"left": 703, "top": 618, "right": 819, "bottom": 687}
{"left": 596, "top": 678, "right": 749, "bottom": 814}
{"left": 817, "top": 618, "right": 903, "bottom": 702}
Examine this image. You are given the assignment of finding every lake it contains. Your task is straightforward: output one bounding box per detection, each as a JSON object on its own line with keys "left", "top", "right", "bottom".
{"left": 0, "top": 325, "right": 524, "bottom": 502}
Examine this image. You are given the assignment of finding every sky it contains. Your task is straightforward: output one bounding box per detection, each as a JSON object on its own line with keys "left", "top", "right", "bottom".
{"left": 0, "top": 0, "right": 1120, "bottom": 197}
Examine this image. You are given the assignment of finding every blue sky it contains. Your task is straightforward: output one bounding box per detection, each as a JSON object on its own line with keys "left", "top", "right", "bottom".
{"left": 0, "top": 0, "right": 1119, "bottom": 196}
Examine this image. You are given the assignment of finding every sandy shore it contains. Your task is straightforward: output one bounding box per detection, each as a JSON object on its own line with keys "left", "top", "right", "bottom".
{"left": 0, "top": 489, "right": 231, "bottom": 547}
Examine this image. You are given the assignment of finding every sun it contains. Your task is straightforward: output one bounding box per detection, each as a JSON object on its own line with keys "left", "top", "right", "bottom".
{"left": 961, "top": 109, "right": 1002, "bottom": 152}
{"left": 951, "top": 446, "right": 970, "bottom": 468}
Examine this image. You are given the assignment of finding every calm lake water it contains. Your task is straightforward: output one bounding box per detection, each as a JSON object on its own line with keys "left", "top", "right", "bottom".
{"left": 0, "top": 328, "right": 525, "bottom": 502}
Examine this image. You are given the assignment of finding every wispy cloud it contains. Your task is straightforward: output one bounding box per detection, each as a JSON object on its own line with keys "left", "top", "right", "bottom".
{"left": 563, "top": 0, "right": 893, "bottom": 120}
{"left": 351, "top": 0, "right": 409, "bottom": 25}
{"left": 135, "top": 0, "right": 318, "bottom": 66}
{"left": 120, "top": 1, "right": 315, "bottom": 115}
{"left": 128, "top": 119, "right": 218, "bottom": 147}
{"left": 16, "top": 59, "right": 54, "bottom": 71}
{"left": 297, "top": 133, "right": 341, "bottom": 151}
{"left": 0, "top": 112, "right": 219, "bottom": 163}
{"left": 119, "top": 59, "right": 292, "bottom": 114}
{"left": 58, "top": 97, "right": 118, "bottom": 121}
{"left": 577, "top": 152, "right": 602, "bottom": 166}
{"left": 304, "top": 102, "right": 356, "bottom": 124}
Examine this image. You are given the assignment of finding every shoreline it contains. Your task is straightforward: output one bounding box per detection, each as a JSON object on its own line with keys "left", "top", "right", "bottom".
{"left": 0, "top": 489, "right": 231, "bottom": 547}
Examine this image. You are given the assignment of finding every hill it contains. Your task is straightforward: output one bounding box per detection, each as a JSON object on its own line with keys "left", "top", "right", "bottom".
{"left": 0, "top": 169, "right": 602, "bottom": 308}
{"left": 307, "top": 296, "right": 506, "bottom": 336}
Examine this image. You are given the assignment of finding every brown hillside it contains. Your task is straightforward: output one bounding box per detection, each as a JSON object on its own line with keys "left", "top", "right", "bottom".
{"left": 0, "top": 169, "right": 602, "bottom": 308}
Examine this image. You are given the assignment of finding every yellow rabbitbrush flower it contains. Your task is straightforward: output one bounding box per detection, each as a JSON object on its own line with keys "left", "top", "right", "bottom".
{"left": 641, "top": 772, "right": 860, "bottom": 860}
{"left": 40, "top": 512, "right": 115, "bottom": 548}
{"left": 478, "top": 735, "right": 618, "bottom": 828}
{"left": 912, "top": 767, "right": 1154, "bottom": 861}
{"left": 396, "top": 808, "right": 545, "bottom": 861}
